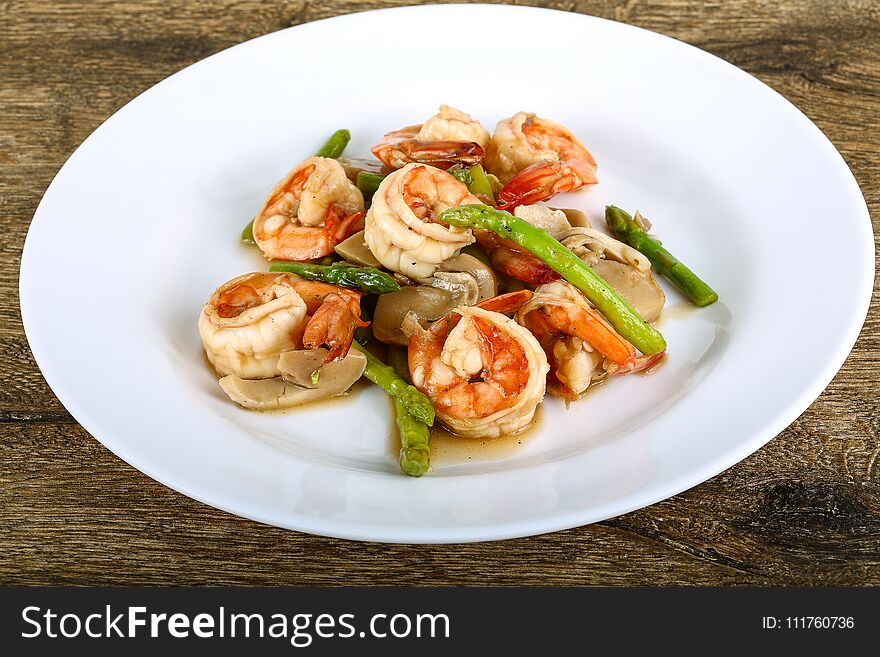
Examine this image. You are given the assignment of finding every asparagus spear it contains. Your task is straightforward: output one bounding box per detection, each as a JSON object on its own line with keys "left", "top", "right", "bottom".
{"left": 314, "top": 129, "right": 351, "bottom": 159}
{"left": 438, "top": 204, "right": 667, "bottom": 355}
{"left": 242, "top": 129, "right": 352, "bottom": 244}
{"left": 447, "top": 164, "right": 494, "bottom": 202}
{"left": 241, "top": 219, "right": 255, "bottom": 245}
{"left": 356, "top": 171, "right": 385, "bottom": 200}
{"left": 395, "top": 397, "right": 430, "bottom": 477}
{"left": 373, "top": 345, "right": 431, "bottom": 476}
{"left": 269, "top": 261, "right": 401, "bottom": 295}
{"left": 447, "top": 164, "right": 473, "bottom": 186}
{"left": 605, "top": 205, "right": 718, "bottom": 307}
{"left": 351, "top": 342, "right": 435, "bottom": 426}
{"left": 466, "top": 164, "right": 494, "bottom": 201}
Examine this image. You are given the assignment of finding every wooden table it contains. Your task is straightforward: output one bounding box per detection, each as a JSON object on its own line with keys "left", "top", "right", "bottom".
{"left": 2, "top": 1, "right": 878, "bottom": 585}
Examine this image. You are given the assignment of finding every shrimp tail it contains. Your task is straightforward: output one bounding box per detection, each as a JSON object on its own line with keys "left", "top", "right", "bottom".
{"left": 476, "top": 290, "right": 534, "bottom": 315}
{"left": 373, "top": 139, "right": 485, "bottom": 170}
{"left": 496, "top": 158, "right": 597, "bottom": 210}
{"left": 523, "top": 303, "right": 637, "bottom": 368}
{"left": 566, "top": 306, "right": 637, "bottom": 368}
{"left": 326, "top": 207, "right": 364, "bottom": 245}
{"left": 215, "top": 283, "right": 261, "bottom": 318}
{"left": 608, "top": 350, "right": 666, "bottom": 376}
{"left": 397, "top": 140, "right": 485, "bottom": 169}
{"left": 544, "top": 350, "right": 577, "bottom": 404}
{"left": 489, "top": 244, "right": 560, "bottom": 285}
{"left": 302, "top": 293, "right": 368, "bottom": 362}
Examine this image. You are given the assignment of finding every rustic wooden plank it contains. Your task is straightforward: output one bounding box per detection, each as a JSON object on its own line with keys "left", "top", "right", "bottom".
{"left": 1, "top": 0, "right": 878, "bottom": 585}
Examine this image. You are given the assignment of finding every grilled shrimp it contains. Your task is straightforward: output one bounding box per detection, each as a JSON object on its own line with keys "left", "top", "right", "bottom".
{"left": 253, "top": 156, "right": 364, "bottom": 262}
{"left": 371, "top": 105, "right": 490, "bottom": 170}
{"left": 404, "top": 291, "right": 548, "bottom": 438}
{"left": 199, "top": 273, "right": 366, "bottom": 379}
{"left": 484, "top": 112, "right": 598, "bottom": 210}
{"left": 364, "top": 162, "right": 480, "bottom": 280}
{"left": 516, "top": 281, "right": 663, "bottom": 400}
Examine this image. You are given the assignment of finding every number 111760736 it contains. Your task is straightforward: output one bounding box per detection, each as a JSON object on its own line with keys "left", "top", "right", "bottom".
{"left": 763, "top": 617, "right": 855, "bottom": 630}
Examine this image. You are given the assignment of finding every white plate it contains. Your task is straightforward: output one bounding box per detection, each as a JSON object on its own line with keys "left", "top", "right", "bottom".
{"left": 20, "top": 5, "right": 873, "bottom": 543}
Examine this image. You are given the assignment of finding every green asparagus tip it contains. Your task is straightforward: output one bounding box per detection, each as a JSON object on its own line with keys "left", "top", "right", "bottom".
{"left": 400, "top": 447, "right": 430, "bottom": 477}
{"left": 269, "top": 260, "right": 401, "bottom": 295}
{"left": 315, "top": 129, "right": 351, "bottom": 159}
{"left": 604, "top": 205, "right": 718, "bottom": 308}
{"left": 447, "top": 165, "right": 473, "bottom": 186}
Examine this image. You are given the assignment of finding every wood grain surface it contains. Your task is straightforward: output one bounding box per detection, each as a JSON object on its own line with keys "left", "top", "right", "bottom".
{"left": 1, "top": 0, "right": 878, "bottom": 586}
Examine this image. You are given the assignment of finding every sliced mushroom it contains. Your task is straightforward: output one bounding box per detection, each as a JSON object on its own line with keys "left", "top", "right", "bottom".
{"left": 277, "top": 350, "right": 327, "bottom": 388}
{"left": 561, "top": 228, "right": 651, "bottom": 271}
{"left": 431, "top": 271, "right": 480, "bottom": 306}
{"left": 437, "top": 253, "right": 498, "bottom": 302}
{"left": 513, "top": 205, "right": 573, "bottom": 240}
{"left": 591, "top": 260, "right": 666, "bottom": 323}
{"left": 276, "top": 347, "right": 368, "bottom": 390}
{"left": 553, "top": 207, "right": 590, "bottom": 228}
{"left": 373, "top": 286, "right": 459, "bottom": 346}
{"left": 219, "top": 349, "right": 367, "bottom": 410}
{"left": 372, "top": 257, "right": 496, "bottom": 346}
{"left": 335, "top": 229, "right": 382, "bottom": 268}
{"left": 558, "top": 228, "right": 665, "bottom": 322}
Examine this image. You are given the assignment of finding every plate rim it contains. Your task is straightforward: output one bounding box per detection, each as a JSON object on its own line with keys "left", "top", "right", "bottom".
{"left": 19, "top": 3, "right": 875, "bottom": 543}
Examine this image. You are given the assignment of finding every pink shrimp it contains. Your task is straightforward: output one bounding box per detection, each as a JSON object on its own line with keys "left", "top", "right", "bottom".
{"left": 403, "top": 291, "right": 547, "bottom": 438}
{"left": 253, "top": 157, "right": 365, "bottom": 262}
{"left": 210, "top": 273, "right": 367, "bottom": 365}
{"left": 516, "top": 281, "right": 664, "bottom": 400}
{"left": 475, "top": 230, "right": 561, "bottom": 286}
{"left": 371, "top": 105, "right": 490, "bottom": 170}
{"left": 288, "top": 280, "right": 369, "bottom": 362}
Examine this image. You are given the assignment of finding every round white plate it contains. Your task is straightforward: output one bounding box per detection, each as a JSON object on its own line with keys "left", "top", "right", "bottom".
{"left": 20, "top": 5, "right": 873, "bottom": 543}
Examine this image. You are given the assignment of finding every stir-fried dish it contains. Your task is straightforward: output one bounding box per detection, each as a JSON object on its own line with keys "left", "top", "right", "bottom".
{"left": 201, "top": 105, "right": 718, "bottom": 476}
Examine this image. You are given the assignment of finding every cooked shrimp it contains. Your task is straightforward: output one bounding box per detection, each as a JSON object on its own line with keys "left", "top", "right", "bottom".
{"left": 484, "top": 112, "right": 598, "bottom": 210}
{"left": 199, "top": 273, "right": 308, "bottom": 379}
{"left": 364, "top": 163, "right": 480, "bottom": 280}
{"left": 421, "top": 105, "right": 491, "bottom": 147}
{"left": 404, "top": 291, "right": 548, "bottom": 438}
{"left": 371, "top": 105, "right": 490, "bottom": 170}
{"left": 199, "top": 273, "right": 366, "bottom": 379}
{"left": 475, "top": 205, "right": 569, "bottom": 286}
{"left": 253, "top": 156, "right": 364, "bottom": 261}
{"left": 293, "top": 280, "right": 369, "bottom": 362}
{"left": 516, "top": 281, "right": 663, "bottom": 399}
{"left": 476, "top": 230, "right": 560, "bottom": 286}
{"left": 485, "top": 209, "right": 667, "bottom": 322}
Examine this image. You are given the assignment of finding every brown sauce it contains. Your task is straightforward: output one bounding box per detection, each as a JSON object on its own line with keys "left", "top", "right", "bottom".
{"left": 389, "top": 405, "right": 543, "bottom": 464}
{"left": 207, "top": 344, "right": 543, "bottom": 465}
{"left": 657, "top": 301, "right": 696, "bottom": 324}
